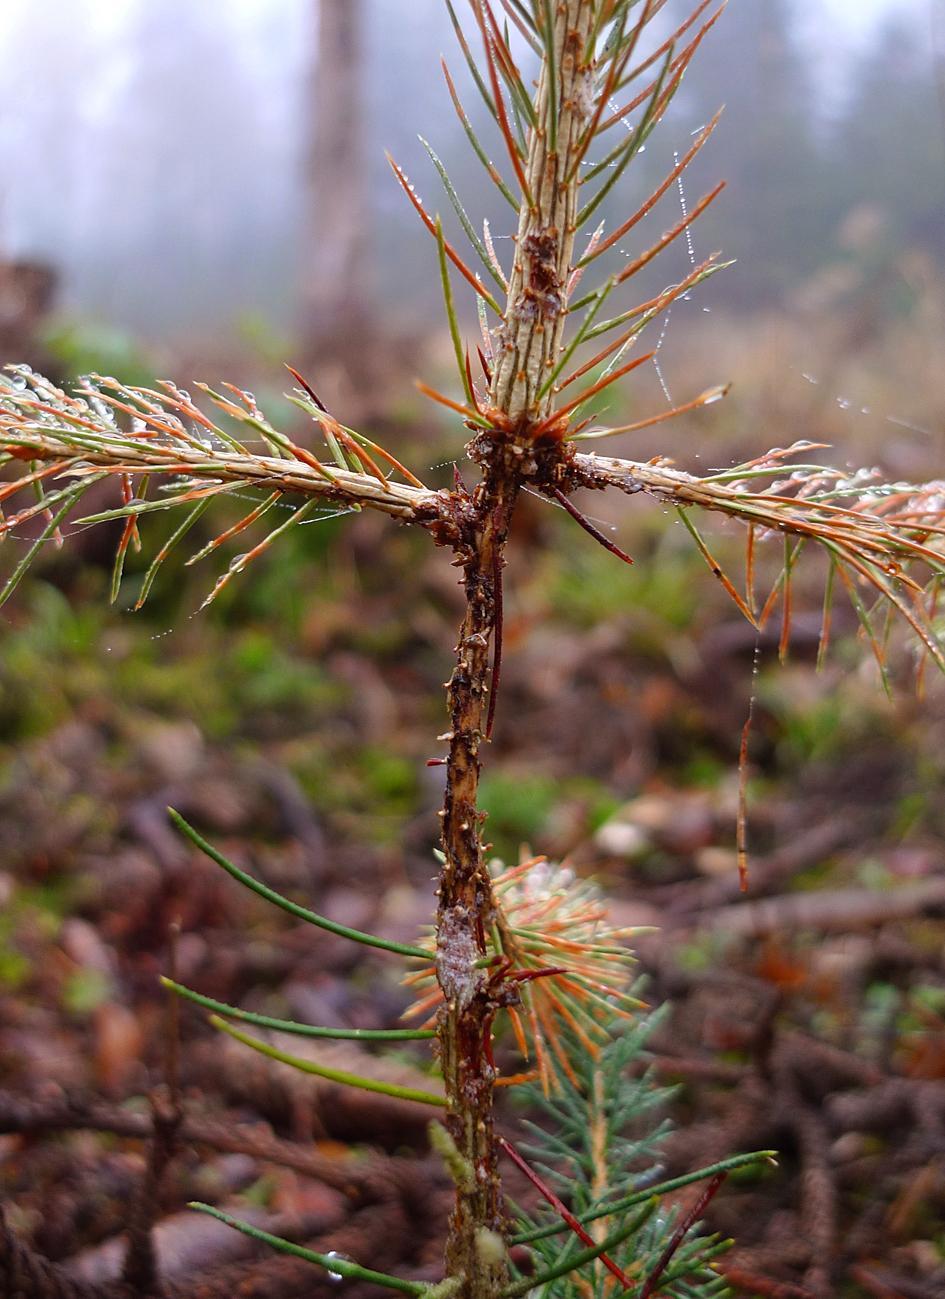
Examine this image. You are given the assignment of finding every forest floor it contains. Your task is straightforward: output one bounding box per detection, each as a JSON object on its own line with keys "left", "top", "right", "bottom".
{"left": 1, "top": 312, "right": 944, "bottom": 1298}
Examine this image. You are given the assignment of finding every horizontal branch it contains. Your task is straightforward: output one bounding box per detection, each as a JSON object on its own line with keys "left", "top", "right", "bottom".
{"left": 575, "top": 447, "right": 945, "bottom": 673}
{"left": 0, "top": 369, "right": 459, "bottom": 607}
{"left": 575, "top": 450, "right": 945, "bottom": 567}
{"left": 2, "top": 429, "right": 438, "bottom": 522}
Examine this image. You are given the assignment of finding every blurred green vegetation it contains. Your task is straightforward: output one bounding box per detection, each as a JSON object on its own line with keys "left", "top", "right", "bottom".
{"left": 0, "top": 580, "right": 344, "bottom": 743}
{"left": 0, "top": 878, "right": 74, "bottom": 991}
{"left": 3, "top": 286, "right": 945, "bottom": 880}
{"left": 480, "top": 771, "right": 619, "bottom": 863}
{"left": 42, "top": 319, "right": 157, "bottom": 387}
{"left": 4, "top": 458, "right": 944, "bottom": 865}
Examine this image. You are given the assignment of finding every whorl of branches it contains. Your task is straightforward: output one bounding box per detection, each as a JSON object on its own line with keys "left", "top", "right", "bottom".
{"left": 1, "top": 0, "right": 941, "bottom": 681}
{"left": 1, "top": 367, "right": 942, "bottom": 683}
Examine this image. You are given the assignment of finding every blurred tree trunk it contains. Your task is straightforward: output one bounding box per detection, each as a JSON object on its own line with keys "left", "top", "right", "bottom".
{"left": 302, "top": 0, "right": 369, "bottom": 351}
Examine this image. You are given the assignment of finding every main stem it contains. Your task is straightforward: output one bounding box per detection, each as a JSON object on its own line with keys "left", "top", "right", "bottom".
{"left": 434, "top": 4, "right": 593, "bottom": 1294}
{"left": 437, "top": 455, "right": 519, "bottom": 1296}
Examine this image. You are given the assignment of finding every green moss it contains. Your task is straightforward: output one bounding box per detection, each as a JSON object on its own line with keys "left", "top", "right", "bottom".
{"left": 288, "top": 741, "right": 420, "bottom": 848}
{"left": 0, "top": 584, "right": 103, "bottom": 737}
{"left": 41, "top": 319, "right": 155, "bottom": 386}
{"left": 0, "top": 573, "right": 356, "bottom": 748}
{"left": 0, "top": 947, "right": 30, "bottom": 991}
{"left": 359, "top": 746, "right": 417, "bottom": 805}
{"left": 477, "top": 771, "right": 621, "bottom": 861}
{"left": 760, "top": 669, "right": 896, "bottom": 767}
{"left": 231, "top": 631, "right": 342, "bottom": 717}
{"left": 479, "top": 772, "right": 559, "bottom": 859}
{"left": 911, "top": 984, "right": 945, "bottom": 1016}
{"left": 548, "top": 520, "right": 701, "bottom": 634}
{"left": 578, "top": 780, "right": 622, "bottom": 833}
{"left": 61, "top": 968, "right": 113, "bottom": 1016}
{"left": 0, "top": 880, "right": 76, "bottom": 991}
{"left": 680, "top": 754, "right": 727, "bottom": 788}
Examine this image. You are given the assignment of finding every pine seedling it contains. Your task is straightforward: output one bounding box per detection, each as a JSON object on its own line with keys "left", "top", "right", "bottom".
{"left": 505, "top": 1007, "right": 774, "bottom": 1298}
{"left": 2, "top": 3, "right": 944, "bottom": 1297}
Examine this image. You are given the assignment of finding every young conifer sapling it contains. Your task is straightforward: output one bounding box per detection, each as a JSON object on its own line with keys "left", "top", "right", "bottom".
{"left": 2, "top": 3, "right": 944, "bottom": 1296}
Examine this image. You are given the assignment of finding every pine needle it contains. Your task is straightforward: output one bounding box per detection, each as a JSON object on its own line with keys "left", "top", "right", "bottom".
{"left": 209, "top": 1017, "right": 446, "bottom": 1107}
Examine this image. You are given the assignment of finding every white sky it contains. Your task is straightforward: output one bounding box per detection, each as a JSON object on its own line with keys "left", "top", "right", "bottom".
{"left": 797, "top": 0, "right": 932, "bottom": 112}
{"left": 0, "top": 0, "right": 935, "bottom": 326}
{"left": 800, "top": 0, "right": 929, "bottom": 50}
{"left": 0, "top": 0, "right": 929, "bottom": 39}
{"left": 821, "top": 0, "right": 926, "bottom": 29}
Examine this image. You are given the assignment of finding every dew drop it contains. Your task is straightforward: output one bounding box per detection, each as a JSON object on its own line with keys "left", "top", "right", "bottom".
{"left": 324, "top": 1251, "right": 350, "bottom": 1282}
{"left": 90, "top": 398, "right": 117, "bottom": 425}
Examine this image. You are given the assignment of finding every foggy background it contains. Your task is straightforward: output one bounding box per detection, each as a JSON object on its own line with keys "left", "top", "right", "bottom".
{"left": 1, "top": 0, "right": 942, "bottom": 347}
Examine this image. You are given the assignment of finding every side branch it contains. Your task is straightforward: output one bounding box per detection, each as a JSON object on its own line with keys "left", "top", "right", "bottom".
{"left": 2, "top": 432, "right": 440, "bottom": 523}
{"left": 0, "top": 369, "right": 465, "bottom": 607}
{"left": 573, "top": 448, "right": 945, "bottom": 671}
{"left": 574, "top": 450, "right": 945, "bottom": 568}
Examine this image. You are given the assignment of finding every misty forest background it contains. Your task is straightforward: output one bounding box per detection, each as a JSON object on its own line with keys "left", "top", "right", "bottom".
{"left": 1, "top": 2, "right": 945, "bottom": 1297}
{"left": 2, "top": 0, "right": 943, "bottom": 334}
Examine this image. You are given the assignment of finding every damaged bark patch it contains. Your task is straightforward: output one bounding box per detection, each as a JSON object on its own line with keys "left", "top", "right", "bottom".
{"left": 519, "top": 229, "right": 564, "bottom": 321}
{"left": 437, "top": 906, "right": 481, "bottom": 1012}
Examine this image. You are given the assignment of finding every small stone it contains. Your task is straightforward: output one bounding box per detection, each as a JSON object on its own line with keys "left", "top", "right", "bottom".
{"left": 830, "top": 1132, "right": 868, "bottom": 1163}
{"left": 694, "top": 846, "right": 738, "bottom": 878}
{"left": 594, "top": 820, "right": 649, "bottom": 860}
